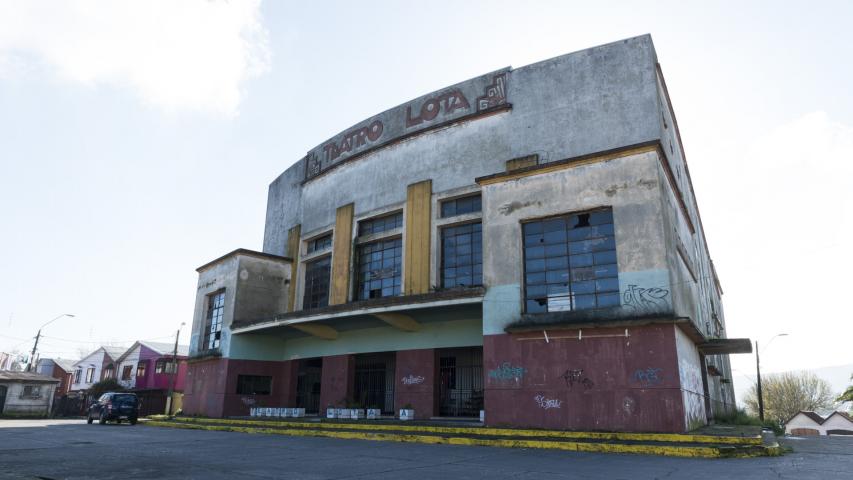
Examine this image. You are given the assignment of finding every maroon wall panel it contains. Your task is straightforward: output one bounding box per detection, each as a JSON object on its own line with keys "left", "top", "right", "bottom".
{"left": 483, "top": 325, "right": 685, "bottom": 432}
{"left": 183, "top": 358, "right": 229, "bottom": 418}
{"left": 394, "top": 349, "right": 436, "bottom": 418}
{"left": 319, "top": 354, "right": 354, "bottom": 410}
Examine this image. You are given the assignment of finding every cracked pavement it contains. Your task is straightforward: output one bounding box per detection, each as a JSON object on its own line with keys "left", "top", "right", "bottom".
{"left": 0, "top": 419, "right": 851, "bottom": 479}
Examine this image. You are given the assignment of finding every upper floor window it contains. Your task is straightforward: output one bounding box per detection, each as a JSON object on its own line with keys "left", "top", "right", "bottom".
{"left": 356, "top": 238, "right": 402, "bottom": 300}
{"left": 523, "top": 208, "right": 619, "bottom": 313}
{"left": 103, "top": 364, "right": 115, "bottom": 379}
{"left": 121, "top": 365, "right": 133, "bottom": 380}
{"left": 441, "top": 222, "right": 482, "bottom": 288}
{"left": 358, "top": 211, "right": 403, "bottom": 237}
{"left": 303, "top": 255, "right": 331, "bottom": 309}
{"left": 306, "top": 233, "right": 332, "bottom": 254}
{"left": 236, "top": 375, "right": 272, "bottom": 395}
{"left": 154, "top": 359, "right": 178, "bottom": 374}
{"left": 21, "top": 385, "right": 41, "bottom": 399}
{"left": 441, "top": 194, "right": 481, "bottom": 218}
{"left": 204, "top": 290, "right": 225, "bottom": 350}
{"left": 74, "top": 368, "right": 82, "bottom": 384}
{"left": 85, "top": 367, "right": 95, "bottom": 383}
{"left": 136, "top": 362, "right": 146, "bottom": 378}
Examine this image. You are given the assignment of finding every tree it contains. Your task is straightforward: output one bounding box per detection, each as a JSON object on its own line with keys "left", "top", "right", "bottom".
{"left": 87, "top": 378, "right": 125, "bottom": 399}
{"left": 838, "top": 374, "right": 853, "bottom": 403}
{"left": 743, "top": 371, "right": 834, "bottom": 424}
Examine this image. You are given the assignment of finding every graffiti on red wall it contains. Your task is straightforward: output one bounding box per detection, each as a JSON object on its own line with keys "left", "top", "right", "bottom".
{"left": 534, "top": 394, "right": 562, "bottom": 409}
{"left": 632, "top": 367, "right": 664, "bottom": 387}
{"left": 560, "top": 369, "right": 594, "bottom": 390}
{"left": 488, "top": 362, "right": 527, "bottom": 383}
{"left": 401, "top": 374, "right": 425, "bottom": 385}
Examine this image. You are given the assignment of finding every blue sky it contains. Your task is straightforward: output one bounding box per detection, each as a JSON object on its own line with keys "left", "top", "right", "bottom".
{"left": 1, "top": 1, "right": 851, "bottom": 396}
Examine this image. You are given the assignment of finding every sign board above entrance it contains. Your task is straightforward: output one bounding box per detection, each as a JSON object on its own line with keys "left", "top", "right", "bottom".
{"left": 304, "top": 67, "right": 512, "bottom": 181}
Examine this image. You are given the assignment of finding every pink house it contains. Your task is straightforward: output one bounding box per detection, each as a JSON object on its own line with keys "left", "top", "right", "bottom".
{"left": 115, "top": 341, "right": 189, "bottom": 392}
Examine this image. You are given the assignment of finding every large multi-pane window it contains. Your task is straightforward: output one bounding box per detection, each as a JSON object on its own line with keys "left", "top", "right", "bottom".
{"left": 303, "top": 256, "right": 331, "bottom": 309}
{"left": 204, "top": 290, "right": 225, "bottom": 350}
{"left": 356, "top": 238, "right": 402, "bottom": 300}
{"left": 441, "top": 222, "right": 483, "bottom": 288}
{"left": 441, "top": 194, "right": 481, "bottom": 218}
{"left": 523, "top": 208, "right": 619, "bottom": 313}
{"left": 358, "top": 211, "right": 403, "bottom": 236}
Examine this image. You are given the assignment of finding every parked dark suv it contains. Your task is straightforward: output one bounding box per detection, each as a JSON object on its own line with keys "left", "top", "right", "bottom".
{"left": 87, "top": 392, "right": 139, "bottom": 425}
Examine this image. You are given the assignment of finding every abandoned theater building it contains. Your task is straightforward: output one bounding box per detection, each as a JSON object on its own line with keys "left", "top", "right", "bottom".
{"left": 184, "top": 35, "right": 750, "bottom": 433}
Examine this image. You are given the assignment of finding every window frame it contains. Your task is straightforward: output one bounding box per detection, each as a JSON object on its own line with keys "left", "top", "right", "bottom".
{"left": 440, "top": 193, "right": 482, "bottom": 219}
{"left": 121, "top": 365, "right": 133, "bottom": 381}
{"left": 203, "top": 289, "right": 226, "bottom": 351}
{"left": 357, "top": 211, "right": 403, "bottom": 238}
{"left": 439, "top": 220, "right": 483, "bottom": 288}
{"left": 355, "top": 236, "right": 403, "bottom": 300}
{"left": 85, "top": 367, "right": 95, "bottom": 383}
{"left": 521, "top": 208, "right": 619, "bottom": 314}
{"left": 154, "top": 359, "right": 177, "bottom": 374}
{"left": 306, "top": 232, "right": 333, "bottom": 255}
{"left": 136, "top": 361, "right": 147, "bottom": 378}
{"left": 20, "top": 385, "right": 41, "bottom": 399}
{"left": 302, "top": 253, "right": 332, "bottom": 309}
{"left": 236, "top": 375, "right": 273, "bottom": 395}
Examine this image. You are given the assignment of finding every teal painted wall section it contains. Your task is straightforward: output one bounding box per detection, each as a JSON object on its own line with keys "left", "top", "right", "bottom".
{"left": 225, "top": 318, "right": 483, "bottom": 361}
{"left": 483, "top": 284, "right": 521, "bottom": 335}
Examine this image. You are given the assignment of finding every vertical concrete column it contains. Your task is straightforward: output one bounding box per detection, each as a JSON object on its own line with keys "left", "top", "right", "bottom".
{"left": 286, "top": 225, "right": 301, "bottom": 312}
{"left": 404, "top": 180, "right": 432, "bottom": 295}
{"left": 319, "top": 354, "right": 354, "bottom": 409}
{"left": 329, "top": 204, "right": 354, "bottom": 305}
{"left": 394, "top": 349, "right": 436, "bottom": 419}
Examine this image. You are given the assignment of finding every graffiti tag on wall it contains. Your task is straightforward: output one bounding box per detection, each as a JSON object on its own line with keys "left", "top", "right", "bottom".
{"left": 632, "top": 367, "right": 663, "bottom": 387}
{"left": 401, "top": 374, "right": 425, "bottom": 385}
{"left": 488, "top": 362, "right": 527, "bottom": 382}
{"left": 560, "top": 369, "right": 594, "bottom": 389}
{"left": 623, "top": 284, "right": 670, "bottom": 313}
{"left": 534, "top": 395, "right": 562, "bottom": 409}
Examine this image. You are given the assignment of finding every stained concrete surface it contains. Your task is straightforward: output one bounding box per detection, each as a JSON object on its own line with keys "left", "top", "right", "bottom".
{"left": 0, "top": 419, "right": 851, "bottom": 479}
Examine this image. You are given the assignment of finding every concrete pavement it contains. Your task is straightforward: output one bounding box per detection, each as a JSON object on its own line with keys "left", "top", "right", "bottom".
{"left": 0, "top": 419, "right": 851, "bottom": 479}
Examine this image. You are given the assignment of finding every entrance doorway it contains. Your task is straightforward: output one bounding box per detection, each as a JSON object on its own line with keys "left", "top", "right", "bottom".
{"left": 295, "top": 358, "right": 322, "bottom": 414}
{"left": 354, "top": 352, "right": 395, "bottom": 414}
{"left": 0, "top": 385, "right": 6, "bottom": 414}
{"left": 438, "top": 347, "right": 483, "bottom": 417}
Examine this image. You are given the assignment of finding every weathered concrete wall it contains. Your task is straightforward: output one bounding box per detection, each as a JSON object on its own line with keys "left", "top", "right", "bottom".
{"left": 674, "top": 326, "right": 707, "bottom": 430}
{"left": 481, "top": 151, "right": 670, "bottom": 335}
{"left": 0, "top": 381, "right": 57, "bottom": 416}
{"left": 483, "top": 325, "right": 684, "bottom": 432}
{"left": 394, "top": 348, "right": 436, "bottom": 419}
{"left": 262, "top": 35, "right": 660, "bottom": 251}
{"left": 190, "top": 256, "right": 239, "bottom": 356}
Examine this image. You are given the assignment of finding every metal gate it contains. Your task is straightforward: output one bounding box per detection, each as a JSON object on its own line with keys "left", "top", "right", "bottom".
{"left": 354, "top": 352, "right": 395, "bottom": 414}
{"left": 438, "top": 347, "right": 483, "bottom": 417}
{"left": 295, "top": 358, "right": 322, "bottom": 414}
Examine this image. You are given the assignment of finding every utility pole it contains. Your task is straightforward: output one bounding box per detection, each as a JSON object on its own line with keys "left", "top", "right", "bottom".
{"left": 756, "top": 340, "right": 764, "bottom": 421}
{"left": 165, "top": 323, "right": 185, "bottom": 415}
{"left": 26, "top": 314, "right": 74, "bottom": 372}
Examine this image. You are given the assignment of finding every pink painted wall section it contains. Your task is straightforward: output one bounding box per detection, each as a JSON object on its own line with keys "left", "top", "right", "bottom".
{"left": 394, "top": 349, "right": 436, "bottom": 418}
{"left": 319, "top": 354, "right": 354, "bottom": 410}
{"left": 483, "top": 324, "right": 686, "bottom": 432}
{"left": 183, "top": 358, "right": 297, "bottom": 418}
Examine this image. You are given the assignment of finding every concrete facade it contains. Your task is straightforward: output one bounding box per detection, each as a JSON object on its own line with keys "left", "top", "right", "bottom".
{"left": 183, "top": 35, "right": 745, "bottom": 432}
{"left": 0, "top": 371, "right": 59, "bottom": 417}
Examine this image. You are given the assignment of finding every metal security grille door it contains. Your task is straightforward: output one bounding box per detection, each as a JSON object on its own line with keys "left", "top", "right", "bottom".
{"left": 354, "top": 353, "right": 395, "bottom": 414}
{"left": 295, "top": 358, "right": 322, "bottom": 414}
{"left": 438, "top": 347, "right": 483, "bottom": 417}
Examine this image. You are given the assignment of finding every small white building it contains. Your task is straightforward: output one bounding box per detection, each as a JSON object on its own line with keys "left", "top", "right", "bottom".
{"left": 785, "top": 410, "right": 853, "bottom": 436}
{"left": 0, "top": 371, "right": 61, "bottom": 417}
{"left": 69, "top": 346, "right": 127, "bottom": 392}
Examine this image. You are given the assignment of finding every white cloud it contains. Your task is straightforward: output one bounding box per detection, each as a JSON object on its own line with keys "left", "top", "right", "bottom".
{"left": 0, "top": 0, "right": 270, "bottom": 115}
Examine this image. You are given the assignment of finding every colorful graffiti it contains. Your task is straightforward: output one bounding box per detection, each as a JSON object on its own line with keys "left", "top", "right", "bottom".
{"left": 488, "top": 362, "right": 527, "bottom": 382}
{"left": 534, "top": 395, "right": 562, "bottom": 410}
{"left": 632, "top": 367, "right": 663, "bottom": 387}
{"left": 401, "top": 374, "right": 425, "bottom": 385}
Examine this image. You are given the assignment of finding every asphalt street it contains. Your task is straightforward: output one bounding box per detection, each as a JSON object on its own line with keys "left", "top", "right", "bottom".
{"left": 0, "top": 419, "right": 851, "bottom": 479}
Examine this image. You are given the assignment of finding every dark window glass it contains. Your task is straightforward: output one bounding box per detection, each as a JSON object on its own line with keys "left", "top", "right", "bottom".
{"left": 204, "top": 291, "right": 225, "bottom": 350}
{"left": 442, "top": 222, "right": 482, "bottom": 288}
{"left": 154, "top": 359, "right": 177, "bottom": 374}
{"left": 358, "top": 212, "right": 403, "bottom": 237}
{"left": 136, "top": 362, "right": 146, "bottom": 377}
{"left": 523, "top": 209, "right": 618, "bottom": 313}
{"left": 236, "top": 375, "right": 272, "bottom": 395}
{"left": 356, "top": 238, "right": 402, "bottom": 299}
{"left": 121, "top": 365, "right": 133, "bottom": 380}
{"left": 306, "top": 233, "right": 332, "bottom": 254}
{"left": 303, "top": 256, "right": 331, "bottom": 309}
{"left": 441, "top": 194, "right": 482, "bottom": 218}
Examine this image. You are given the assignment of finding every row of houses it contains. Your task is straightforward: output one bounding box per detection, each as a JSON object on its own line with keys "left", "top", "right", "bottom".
{"left": 0, "top": 341, "right": 188, "bottom": 417}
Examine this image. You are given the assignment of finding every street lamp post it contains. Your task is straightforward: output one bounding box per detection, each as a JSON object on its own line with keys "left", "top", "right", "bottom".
{"left": 165, "top": 322, "right": 186, "bottom": 415}
{"left": 27, "top": 313, "right": 75, "bottom": 372}
{"left": 755, "top": 333, "right": 789, "bottom": 422}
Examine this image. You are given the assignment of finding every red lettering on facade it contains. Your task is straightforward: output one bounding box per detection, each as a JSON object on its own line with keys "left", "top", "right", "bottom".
{"left": 322, "top": 120, "right": 385, "bottom": 162}
{"left": 405, "top": 90, "right": 470, "bottom": 128}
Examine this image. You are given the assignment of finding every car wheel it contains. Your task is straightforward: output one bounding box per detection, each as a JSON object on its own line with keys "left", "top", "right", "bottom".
{"left": 87, "top": 414, "right": 93, "bottom": 425}
{"left": 99, "top": 411, "right": 107, "bottom": 425}
{"left": 129, "top": 417, "right": 137, "bottom": 426}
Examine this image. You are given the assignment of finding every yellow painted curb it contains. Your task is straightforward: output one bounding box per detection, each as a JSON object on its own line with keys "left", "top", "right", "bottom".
{"left": 144, "top": 420, "right": 765, "bottom": 458}
{"left": 159, "top": 416, "right": 760, "bottom": 446}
